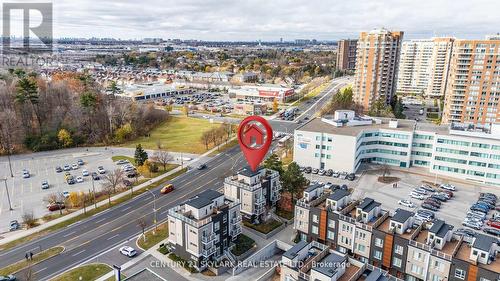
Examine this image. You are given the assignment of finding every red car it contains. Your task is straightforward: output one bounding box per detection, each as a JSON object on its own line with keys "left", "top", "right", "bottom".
{"left": 486, "top": 220, "right": 500, "bottom": 229}
{"left": 47, "top": 203, "right": 65, "bottom": 211}
{"left": 160, "top": 184, "right": 174, "bottom": 194}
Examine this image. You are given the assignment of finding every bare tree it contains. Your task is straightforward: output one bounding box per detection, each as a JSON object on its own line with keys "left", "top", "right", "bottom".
{"left": 102, "top": 184, "right": 114, "bottom": 206}
{"left": 22, "top": 211, "right": 37, "bottom": 229}
{"left": 102, "top": 169, "right": 124, "bottom": 194}
{"left": 381, "top": 164, "right": 391, "bottom": 180}
{"left": 200, "top": 131, "right": 211, "bottom": 150}
{"left": 24, "top": 261, "right": 36, "bottom": 281}
{"left": 137, "top": 218, "right": 148, "bottom": 242}
{"left": 152, "top": 150, "right": 174, "bottom": 171}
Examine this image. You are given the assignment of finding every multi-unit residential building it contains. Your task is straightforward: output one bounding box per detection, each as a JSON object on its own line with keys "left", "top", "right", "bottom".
{"left": 442, "top": 37, "right": 500, "bottom": 125}
{"left": 293, "top": 187, "right": 500, "bottom": 281}
{"left": 280, "top": 240, "right": 403, "bottom": 281}
{"left": 166, "top": 189, "right": 242, "bottom": 271}
{"left": 396, "top": 38, "right": 454, "bottom": 98}
{"left": 336, "top": 39, "right": 358, "bottom": 71}
{"left": 294, "top": 110, "right": 500, "bottom": 186}
{"left": 353, "top": 29, "right": 404, "bottom": 111}
{"left": 223, "top": 167, "right": 282, "bottom": 223}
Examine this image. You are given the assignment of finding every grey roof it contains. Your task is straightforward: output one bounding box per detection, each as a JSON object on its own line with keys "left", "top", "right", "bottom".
{"left": 391, "top": 209, "right": 414, "bottom": 224}
{"left": 305, "top": 183, "right": 322, "bottom": 193}
{"left": 358, "top": 198, "right": 381, "bottom": 213}
{"left": 328, "top": 189, "right": 350, "bottom": 201}
{"left": 364, "top": 269, "right": 388, "bottom": 281}
{"left": 185, "top": 189, "right": 222, "bottom": 209}
{"left": 238, "top": 166, "right": 263, "bottom": 177}
{"left": 473, "top": 233, "right": 496, "bottom": 252}
{"left": 429, "top": 220, "right": 453, "bottom": 238}
{"left": 283, "top": 240, "right": 308, "bottom": 259}
{"left": 311, "top": 252, "right": 346, "bottom": 277}
{"left": 124, "top": 268, "right": 166, "bottom": 281}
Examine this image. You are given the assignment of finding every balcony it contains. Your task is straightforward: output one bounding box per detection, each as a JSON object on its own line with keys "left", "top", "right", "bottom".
{"left": 231, "top": 215, "right": 242, "bottom": 224}
{"left": 202, "top": 246, "right": 216, "bottom": 257}
{"left": 231, "top": 225, "right": 242, "bottom": 237}
{"left": 201, "top": 232, "right": 216, "bottom": 244}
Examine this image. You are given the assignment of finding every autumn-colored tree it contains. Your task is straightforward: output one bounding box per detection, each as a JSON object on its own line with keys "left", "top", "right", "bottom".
{"left": 68, "top": 191, "right": 81, "bottom": 208}
{"left": 114, "top": 123, "right": 133, "bottom": 142}
{"left": 273, "top": 98, "right": 279, "bottom": 112}
{"left": 57, "top": 129, "right": 73, "bottom": 147}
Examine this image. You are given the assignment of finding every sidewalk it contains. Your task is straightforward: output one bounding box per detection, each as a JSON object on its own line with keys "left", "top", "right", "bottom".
{"left": 0, "top": 143, "right": 227, "bottom": 246}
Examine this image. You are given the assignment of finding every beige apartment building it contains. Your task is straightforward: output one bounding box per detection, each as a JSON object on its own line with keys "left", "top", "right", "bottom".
{"left": 442, "top": 38, "right": 500, "bottom": 125}
{"left": 353, "top": 29, "right": 404, "bottom": 111}
{"left": 336, "top": 39, "right": 358, "bottom": 71}
{"left": 396, "top": 38, "right": 454, "bottom": 97}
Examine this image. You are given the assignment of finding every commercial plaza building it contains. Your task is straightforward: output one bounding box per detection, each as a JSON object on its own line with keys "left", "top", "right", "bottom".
{"left": 293, "top": 110, "right": 500, "bottom": 186}
{"left": 336, "top": 39, "right": 358, "bottom": 71}
{"left": 293, "top": 187, "right": 500, "bottom": 281}
{"left": 396, "top": 38, "right": 454, "bottom": 97}
{"left": 442, "top": 38, "right": 500, "bottom": 125}
{"left": 353, "top": 29, "right": 404, "bottom": 111}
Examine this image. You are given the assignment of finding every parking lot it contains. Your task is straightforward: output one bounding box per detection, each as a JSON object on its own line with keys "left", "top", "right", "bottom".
{"left": 0, "top": 147, "right": 197, "bottom": 233}
{"left": 303, "top": 167, "right": 500, "bottom": 236}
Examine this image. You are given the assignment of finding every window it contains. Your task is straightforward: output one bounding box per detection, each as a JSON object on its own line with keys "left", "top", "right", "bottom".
{"left": 480, "top": 278, "right": 491, "bottom": 281}
{"left": 312, "top": 226, "right": 319, "bottom": 235}
{"left": 433, "top": 260, "right": 443, "bottom": 271}
{"left": 411, "top": 264, "right": 423, "bottom": 275}
{"left": 328, "top": 219, "right": 335, "bottom": 228}
{"left": 374, "top": 250, "right": 382, "bottom": 260}
{"left": 214, "top": 222, "right": 220, "bottom": 231}
{"left": 375, "top": 238, "right": 383, "bottom": 247}
{"left": 327, "top": 230, "right": 335, "bottom": 240}
{"left": 472, "top": 143, "right": 490, "bottom": 149}
{"left": 454, "top": 268, "right": 466, "bottom": 280}
{"left": 312, "top": 215, "right": 319, "bottom": 223}
{"left": 413, "top": 251, "right": 423, "bottom": 261}
{"left": 394, "top": 245, "right": 403, "bottom": 255}
{"left": 357, "top": 244, "right": 366, "bottom": 252}
{"left": 392, "top": 257, "right": 402, "bottom": 267}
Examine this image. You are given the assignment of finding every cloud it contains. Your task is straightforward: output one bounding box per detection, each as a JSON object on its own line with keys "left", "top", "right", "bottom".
{"left": 4, "top": 0, "right": 500, "bottom": 40}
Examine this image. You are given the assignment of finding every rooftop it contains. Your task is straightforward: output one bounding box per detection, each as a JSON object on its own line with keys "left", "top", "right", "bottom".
{"left": 185, "top": 189, "right": 223, "bottom": 209}
{"left": 329, "top": 189, "right": 350, "bottom": 201}
{"left": 428, "top": 220, "right": 453, "bottom": 238}
{"left": 358, "top": 198, "right": 381, "bottom": 213}
{"left": 311, "top": 252, "right": 346, "bottom": 277}
{"left": 377, "top": 217, "right": 418, "bottom": 239}
{"left": 391, "top": 209, "right": 414, "bottom": 224}
{"left": 413, "top": 229, "right": 460, "bottom": 256}
{"left": 283, "top": 240, "right": 308, "bottom": 260}
{"left": 238, "top": 166, "right": 263, "bottom": 177}
{"left": 456, "top": 241, "right": 500, "bottom": 272}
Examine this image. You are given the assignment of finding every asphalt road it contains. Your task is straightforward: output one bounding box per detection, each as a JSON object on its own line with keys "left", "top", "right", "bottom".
{"left": 0, "top": 145, "right": 247, "bottom": 281}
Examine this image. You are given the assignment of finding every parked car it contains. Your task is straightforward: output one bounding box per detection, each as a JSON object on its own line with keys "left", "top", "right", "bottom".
{"left": 420, "top": 185, "right": 435, "bottom": 192}
{"left": 422, "top": 203, "right": 439, "bottom": 212}
{"left": 475, "top": 201, "right": 492, "bottom": 210}
{"left": 332, "top": 171, "right": 340, "bottom": 178}
{"left": 440, "top": 183, "right": 456, "bottom": 191}
{"left": 97, "top": 166, "right": 106, "bottom": 174}
{"left": 412, "top": 188, "right": 427, "bottom": 195}
{"left": 119, "top": 246, "right": 137, "bottom": 257}
{"left": 82, "top": 169, "right": 89, "bottom": 176}
{"left": 62, "top": 191, "right": 70, "bottom": 198}
{"left": 63, "top": 164, "right": 71, "bottom": 171}
{"left": 467, "top": 210, "right": 487, "bottom": 219}
{"left": 197, "top": 164, "right": 207, "bottom": 170}
{"left": 410, "top": 192, "right": 425, "bottom": 200}
{"left": 470, "top": 205, "right": 489, "bottom": 214}
{"left": 41, "top": 181, "right": 49, "bottom": 189}
{"left": 423, "top": 199, "right": 441, "bottom": 208}
{"left": 441, "top": 190, "right": 454, "bottom": 198}
{"left": 304, "top": 167, "right": 312, "bottom": 174}
{"left": 47, "top": 203, "right": 65, "bottom": 211}
{"left": 66, "top": 176, "right": 75, "bottom": 185}
{"left": 486, "top": 220, "right": 500, "bottom": 229}
{"left": 126, "top": 171, "right": 137, "bottom": 178}
{"left": 76, "top": 176, "right": 84, "bottom": 183}
{"left": 22, "top": 169, "right": 30, "bottom": 178}
{"left": 483, "top": 228, "right": 500, "bottom": 237}
{"left": 0, "top": 274, "right": 16, "bottom": 281}
{"left": 398, "top": 199, "right": 415, "bottom": 208}
{"left": 161, "top": 184, "right": 175, "bottom": 194}
{"left": 318, "top": 169, "right": 326, "bottom": 176}
{"left": 345, "top": 173, "right": 356, "bottom": 181}
{"left": 9, "top": 220, "right": 20, "bottom": 232}
{"left": 55, "top": 166, "right": 63, "bottom": 173}
{"left": 437, "top": 192, "right": 452, "bottom": 200}
{"left": 325, "top": 169, "right": 333, "bottom": 176}
{"left": 116, "top": 159, "right": 129, "bottom": 165}
{"left": 311, "top": 168, "right": 319, "bottom": 174}
{"left": 91, "top": 172, "right": 100, "bottom": 180}
{"left": 462, "top": 220, "right": 482, "bottom": 230}
{"left": 299, "top": 166, "right": 305, "bottom": 172}
{"left": 77, "top": 159, "right": 84, "bottom": 165}
{"left": 454, "top": 228, "right": 476, "bottom": 238}
{"left": 416, "top": 210, "right": 434, "bottom": 221}
{"left": 430, "top": 194, "right": 448, "bottom": 202}
{"left": 71, "top": 163, "right": 79, "bottom": 170}
{"left": 477, "top": 200, "right": 495, "bottom": 209}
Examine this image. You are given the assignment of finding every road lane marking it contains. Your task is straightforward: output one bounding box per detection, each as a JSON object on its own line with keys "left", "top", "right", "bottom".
{"left": 95, "top": 218, "right": 106, "bottom": 224}
{"left": 107, "top": 234, "right": 120, "bottom": 241}
{"left": 71, "top": 249, "right": 86, "bottom": 257}
{"left": 121, "top": 206, "right": 131, "bottom": 212}
{"left": 63, "top": 231, "right": 77, "bottom": 238}
{"left": 34, "top": 267, "right": 48, "bottom": 274}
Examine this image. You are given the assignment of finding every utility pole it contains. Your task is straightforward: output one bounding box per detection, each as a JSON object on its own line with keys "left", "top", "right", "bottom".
{"left": 146, "top": 189, "right": 158, "bottom": 233}
{"left": 91, "top": 177, "right": 97, "bottom": 209}
{"left": 7, "top": 151, "right": 13, "bottom": 178}
{"left": 2, "top": 178, "right": 13, "bottom": 210}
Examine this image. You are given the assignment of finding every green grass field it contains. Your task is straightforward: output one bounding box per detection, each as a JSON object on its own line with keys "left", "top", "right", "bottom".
{"left": 0, "top": 246, "right": 64, "bottom": 275}
{"left": 52, "top": 263, "right": 111, "bottom": 281}
{"left": 121, "top": 117, "right": 220, "bottom": 154}
{"left": 137, "top": 222, "right": 169, "bottom": 250}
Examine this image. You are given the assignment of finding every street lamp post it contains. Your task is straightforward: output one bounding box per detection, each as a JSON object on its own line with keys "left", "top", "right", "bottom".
{"left": 7, "top": 151, "right": 13, "bottom": 178}
{"left": 2, "top": 178, "right": 13, "bottom": 210}
{"left": 146, "top": 189, "right": 158, "bottom": 233}
{"left": 91, "top": 176, "right": 97, "bottom": 209}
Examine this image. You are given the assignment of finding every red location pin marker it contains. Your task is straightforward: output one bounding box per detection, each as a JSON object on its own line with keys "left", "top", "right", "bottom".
{"left": 238, "top": 116, "right": 273, "bottom": 172}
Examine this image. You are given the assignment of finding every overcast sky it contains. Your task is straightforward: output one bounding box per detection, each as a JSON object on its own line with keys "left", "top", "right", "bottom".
{"left": 3, "top": 0, "right": 500, "bottom": 41}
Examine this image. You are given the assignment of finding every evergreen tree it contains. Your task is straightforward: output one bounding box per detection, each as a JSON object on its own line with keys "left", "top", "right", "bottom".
{"left": 282, "top": 162, "right": 307, "bottom": 203}
{"left": 134, "top": 144, "right": 148, "bottom": 166}
{"left": 262, "top": 153, "right": 284, "bottom": 176}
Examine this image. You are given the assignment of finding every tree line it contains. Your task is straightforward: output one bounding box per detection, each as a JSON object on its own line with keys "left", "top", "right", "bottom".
{"left": 200, "top": 123, "right": 236, "bottom": 150}
{"left": 0, "top": 69, "right": 168, "bottom": 154}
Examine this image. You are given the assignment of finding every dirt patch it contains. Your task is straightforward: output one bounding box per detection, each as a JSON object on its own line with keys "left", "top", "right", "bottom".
{"left": 377, "top": 176, "right": 400, "bottom": 184}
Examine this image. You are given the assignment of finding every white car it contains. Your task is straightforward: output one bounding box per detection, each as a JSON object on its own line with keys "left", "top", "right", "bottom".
{"left": 82, "top": 169, "right": 89, "bottom": 176}
{"left": 97, "top": 166, "right": 106, "bottom": 174}
{"left": 22, "top": 169, "right": 30, "bottom": 178}
{"left": 409, "top": 192, "right": 425, "bottom": 200}
{"left": 398, "top": 199, "right": 415, "bottom": 208}
{"left": 62, "top": 191, "right": 70, "bottom": 198}
{"left": 76, "top": 176, "right": 84, "bottom": 183}
{"left": 71, "top": 163, "right": 79, "bottom": 170}
{"left": 119, "top": 246, "right": 137, "bottom": 257}
{"left": 440, "top": 183, "right": 456, "bottom": 191}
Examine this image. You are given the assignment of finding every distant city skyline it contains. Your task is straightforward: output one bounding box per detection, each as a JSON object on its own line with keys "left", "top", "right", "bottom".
{"left": 2, "top": 0, "right": 499, "bottom": 41}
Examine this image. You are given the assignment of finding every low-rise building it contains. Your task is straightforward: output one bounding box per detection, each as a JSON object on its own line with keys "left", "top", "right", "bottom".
{"left": 166, "top": 189, "right": 242, "bottom": 271}
{"left": 119, "top": 82, "right": 192, "bottom": 101}
{"left": 224, "top": 167, "right": 281, "bottom": 223}
{"left": 294, "top": 110, "right": 500, "bottom": 186}
{"left": 229, "top": 84, "right": 296, "bottom": 103}
{"left": 232, "top": 101, "right": 267, "bottom": 115}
